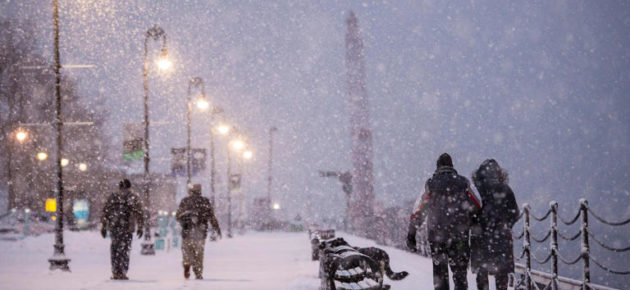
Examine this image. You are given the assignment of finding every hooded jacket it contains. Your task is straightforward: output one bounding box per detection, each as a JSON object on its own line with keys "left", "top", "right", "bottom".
{"left": 101, "top": 188, "right": 144, "bottom": 234}
{"left": 470, "top": 159, "right": 520, "bottom": 274}
{"left": 410, "top": 165, "right": 482, "bottom": 243}
{"left": 176, "top": 189, "right": 221, "bottom": 240}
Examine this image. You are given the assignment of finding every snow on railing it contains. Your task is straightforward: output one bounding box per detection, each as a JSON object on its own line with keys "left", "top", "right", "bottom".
{"left": 513, "top": 199, "right": 630, "bottom": 290}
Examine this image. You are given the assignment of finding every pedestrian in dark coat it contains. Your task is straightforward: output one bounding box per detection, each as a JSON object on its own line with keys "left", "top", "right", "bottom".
{"left": 100, "top": 179, "right": 144, "bottom": 280}
{"left": 470, "top": 159, "right": 520, "bottom": 290}
{"left": 407, "top": 153, "right": 482, "bottom": 290}
{"left": 176, "top": 184, "right": 221, "bottom": 279}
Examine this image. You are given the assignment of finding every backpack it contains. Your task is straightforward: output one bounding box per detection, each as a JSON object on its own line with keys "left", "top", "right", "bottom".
{"left": 426, "top": 172, "right": 474, "bottom": 241}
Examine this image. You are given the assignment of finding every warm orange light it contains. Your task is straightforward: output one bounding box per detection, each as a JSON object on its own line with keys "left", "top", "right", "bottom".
{"left": 231, "top": 139, "right": 245, "bottom": 152}
{"left": 217, "top": 123, "right": 230, "bottom": 135}
{"left": 15, "top": 130, "right": 27, "bottom": 143}
{"left": 37, "top": 152, "right": 48, "bottom": 161}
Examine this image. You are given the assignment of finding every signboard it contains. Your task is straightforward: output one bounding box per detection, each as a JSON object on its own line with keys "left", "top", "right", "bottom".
{"left": 171, "top": 148, "right": 186, "bottom": 176}
{"left": 171, "top": 148, "right": 206, "bottom": 177}
{"left": 45, "top": 198, "right": 56, "bottom": 212}
{"left": 123, "top": 123, "right": 143, "bottom": 161}
{"left": 229, "top": 173, "right": 241, "bottom": 192}
{"left": 72, "top": 199, "right": 90, "bottom": 229}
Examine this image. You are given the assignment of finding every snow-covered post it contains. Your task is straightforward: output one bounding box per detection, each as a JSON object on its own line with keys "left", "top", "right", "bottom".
{"left": 23, "top": 208, "right": 30, "bottom": 237}
{"left": 523, "top": 203, "right": 532, "bottom": 289}
{"left": 580, "top": 199, "right": 590, "bottom": 289}
{"left": 550, "top": 201, "right": 559, "bottom": 290}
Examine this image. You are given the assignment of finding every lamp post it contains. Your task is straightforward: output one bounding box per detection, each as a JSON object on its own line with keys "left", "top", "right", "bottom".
{"left": 226, "top": 135, "right": 246, "bottom": 238}
{"left": 186, "top": 77, "right": 207, "bottom": 188}
{"left": 209, "top": 110, "right": 227, "bottom": 206}
{"left": 208, "top": 117, "right": 228, "bottom": 241}
{"left": 266, "top": 126, "right": 277, "bottom": 229}
{"left": 141, "top": 25, "right": 171, "bottom": 256}
{"left": 48, "top": 0, "right": 70, "bottom": 271}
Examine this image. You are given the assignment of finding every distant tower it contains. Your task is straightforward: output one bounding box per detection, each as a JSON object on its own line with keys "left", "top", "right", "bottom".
{"left": 345, "top": 11, "right": 375, "bottom": 237}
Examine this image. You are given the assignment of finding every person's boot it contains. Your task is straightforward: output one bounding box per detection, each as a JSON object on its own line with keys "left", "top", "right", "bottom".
{"left": 120, "top": 274, "right": 129, "bottom": 280}
{"left": 194, "top": 267, "right": 203, "bottom": 279}
{"left": 183, "top": 264, "right": 191, "bottom": 279}
{"left": 111, "top": 273, "right": 121, "bottom": 280}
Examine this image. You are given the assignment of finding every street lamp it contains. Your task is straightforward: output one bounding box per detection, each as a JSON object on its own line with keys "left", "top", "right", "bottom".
{"left": 209, "top": 111, "right": 226, "bottom": 209}
{"left": 141, "top": 25, "right": 171, "bottom": 256}
{"left": 15, "top": 130, "right": 28, "bottom": 143}
{"left": 186, "top": 77, "right": 207, "bottom": 187}
{"left": 217, "top": 123, "right": 230, "bottom": 135}
{"left": 266, "top": 126, "right": 278, "bottom": 230}
{"left": 37, "top": 152, "right": 48, "bottom": 161}
{"left": 230, "top": 139, "right": 245, "bottom": 152}
{"left": 48, "top": 0, "right": 70, "bottom": 271}
{"left": 242, "top": 150, "right": 253, "bottom": 160}
{"left": 60, "top": 158, "right": 69, "bottom": 167}
{"left": 226, "top": 132, "right": 247, "bottom": 238}
{"left": 78, "top": 163, "right": 87, "bottom": 172}
{"left": 207, "top": 110, "right": 226, "bottom": 241}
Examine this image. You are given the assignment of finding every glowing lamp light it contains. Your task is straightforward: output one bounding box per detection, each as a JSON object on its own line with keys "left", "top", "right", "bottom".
{"left": 217, "top": 123, "right": 230, "bottom": 135}
{"left": 243, "top": 150, "right": 253, "bottom": 160}
{"left": 272, "top": 202, "right": 281, "bottom": 210}
{"left": 16, "top": 130, "right": 28, "bottom": 143}
{"left": 156, "top": 56, "right": 172, "bottom": 71}
{"left": 231, "top": 139, "right": 245, "bottom": 152}
{"left": 60, "top": 158, "right": 69, "bottom": 167}
{"left": 78, "top": 163, "right": 87, "bottom": 172}
{"left": 196, "top": 98, "right": 209, "bottom": 110}
{"left": 37, "top": 152, "right": 48, "bottom": 161}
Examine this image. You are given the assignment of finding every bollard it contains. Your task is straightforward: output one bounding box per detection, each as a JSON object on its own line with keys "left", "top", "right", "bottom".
{"left": 550, "top": 201, "right": 559, "bottom": 290}
{"left": 523, "top": 204, "right": 532, "bottom": 290}
{"left": 580, "top": 199, "right": 590, "bottom": 290}
{"left": 23, "top": 208, "right": 31, "bottom": 238}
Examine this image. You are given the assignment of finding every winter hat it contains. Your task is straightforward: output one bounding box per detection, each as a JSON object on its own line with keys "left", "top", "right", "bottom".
{"left": 436, "top": 153, "right": 453, "bottom": 168}
{"left": 119, "top": 179, "right": 131, "bottom": 189}
{"left": 189, "top": 183, "right": 202, "bottom": 195}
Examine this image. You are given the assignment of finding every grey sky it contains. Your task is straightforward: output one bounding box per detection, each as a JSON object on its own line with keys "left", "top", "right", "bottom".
{"left": 3, "top": 0, "right": 629, "bottom": 222}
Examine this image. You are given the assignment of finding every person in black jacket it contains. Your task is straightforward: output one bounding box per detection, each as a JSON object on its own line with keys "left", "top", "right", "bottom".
{"left": 176, "top": 184, "right": 221, "bottom": 279}
{"left": 100, "top": 179, "right": 144, "bottom": 280}
{"left": 407, "top": 153, "right": 482, "bottom": 290}
{"left": 470, "top": 159, "right": 519, "bottom": 290}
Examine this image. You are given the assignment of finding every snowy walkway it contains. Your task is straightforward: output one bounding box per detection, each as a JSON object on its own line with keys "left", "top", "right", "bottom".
{"left": 0, "top": 231, "right": 489, "bottom": 289}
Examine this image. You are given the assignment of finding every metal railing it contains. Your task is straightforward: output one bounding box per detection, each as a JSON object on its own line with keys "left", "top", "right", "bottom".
{"left": 512, "top": 199, "right": 630, "bottom": 290}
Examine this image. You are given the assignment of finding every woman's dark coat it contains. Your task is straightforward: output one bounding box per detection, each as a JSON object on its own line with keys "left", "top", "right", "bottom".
{"left": 470, "top": 160, "right": 520, "bottom": 274}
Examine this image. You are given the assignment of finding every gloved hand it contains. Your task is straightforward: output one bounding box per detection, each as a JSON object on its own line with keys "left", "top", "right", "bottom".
{"left": 137, "top": 228, "right": 143, "bottom": 239}
{"left": 407, "top": 232, "right": 417, "bottom": 252}
{"left": 100, "top": 226, "right": 107, "bottom": 238}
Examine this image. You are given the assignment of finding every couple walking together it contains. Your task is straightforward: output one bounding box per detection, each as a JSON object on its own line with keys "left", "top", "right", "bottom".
{"left": 100, "top": 180, "right": 221, "bottom": 280}
{"left": 407, "top": 153, "right": 520, "bottom": 290}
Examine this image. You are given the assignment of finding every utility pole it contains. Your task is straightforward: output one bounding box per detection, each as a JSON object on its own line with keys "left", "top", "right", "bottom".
{"left": 266, "top": 127, "right": 277, "bottom": 229}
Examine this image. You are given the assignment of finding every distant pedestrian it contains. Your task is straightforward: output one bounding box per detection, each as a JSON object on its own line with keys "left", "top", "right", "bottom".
{"left": 100, "top": 179, "right": 144, "bottom": 280}
{"left": 470, "top": 159, "right": 519, "bottom": 290}
{"left": 407, "top": 153, "right": 482, "bottom": 290}
{"left": 176, "top": 184, "right": 221, "bottom": 279}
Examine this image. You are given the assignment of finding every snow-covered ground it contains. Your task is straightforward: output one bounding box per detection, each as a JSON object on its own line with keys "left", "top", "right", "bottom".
{"left": 0, "top": 230, "right": 493, "bottom": 289}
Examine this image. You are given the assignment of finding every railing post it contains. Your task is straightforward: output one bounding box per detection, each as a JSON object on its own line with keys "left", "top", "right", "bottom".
{"left": 550, "top": 201, "right": 559, "bottom": 290}
{"left": 580, "top": 199, "right": 590, "bottom": 290}
{"left": 524, "top": 203, "right": 532, "bottom": 290}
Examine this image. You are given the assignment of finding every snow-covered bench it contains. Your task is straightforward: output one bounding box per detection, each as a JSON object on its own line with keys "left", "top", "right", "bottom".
{"left": 308, "top": 229, "right": 335, "bottom": 260}
{"left": 317, "top": 237, "right": 387, "bottom": 290}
